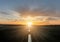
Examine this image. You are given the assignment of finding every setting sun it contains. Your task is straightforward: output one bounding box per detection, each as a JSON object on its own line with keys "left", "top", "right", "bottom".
{"left": 27, "top": 22, "right": 32, "bottom": 27}
{"left": 26, "top": 16, "right": 33, "bottom": 27}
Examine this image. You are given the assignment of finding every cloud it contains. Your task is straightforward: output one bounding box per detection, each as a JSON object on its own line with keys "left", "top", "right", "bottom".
{"left": 0, "top": 10, "right": 21, "bottom": 22}
{"left": 20, "top": 16, "right": 60, "bottom": 22}
{"left": 0, "top": 9, "right": 60, "bottom": 24}
{"left": 46, "top": 16, "right": 60, "bottom": 21}
{"left": 31, "top": 16, "right": 60, "bottom": 21}
{"left": 15, "top": 5, "right": 59, "bottom": 17}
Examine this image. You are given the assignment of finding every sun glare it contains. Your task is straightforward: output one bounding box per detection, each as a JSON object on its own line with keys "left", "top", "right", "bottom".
{"left": 27, "top": 22, "right": 33, "bottom": 32}
{"left": 27, "top": 22, "right": 32, "bottom": 27}
{"left": 26, "top": 16, "right": 33, "bottom": 27}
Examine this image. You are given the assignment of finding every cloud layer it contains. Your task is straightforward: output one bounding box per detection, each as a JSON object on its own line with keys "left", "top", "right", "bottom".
{"left": 0, "top": 10, "right": 60, "bottom": 24}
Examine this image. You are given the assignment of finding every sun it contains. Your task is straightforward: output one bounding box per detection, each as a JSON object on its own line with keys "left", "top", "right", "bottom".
{"left": 26, "top": 21, "right": 33, "bottom": 32}
{"left": 25, "top": 16, "right": 33, "bottom": 27}
{"left": 27, "top": 22, "right": 32, "bottom": 27}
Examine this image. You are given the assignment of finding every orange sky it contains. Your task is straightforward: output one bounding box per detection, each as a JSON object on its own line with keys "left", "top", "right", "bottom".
{"left": 0, "top": 20, "right": 60, "bottom": 25}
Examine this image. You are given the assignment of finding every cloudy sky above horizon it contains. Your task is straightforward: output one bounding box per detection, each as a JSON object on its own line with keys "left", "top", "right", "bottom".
{"left": 0, "top": 0, "right": 60, "bottom": 16}
{"left": 0, "top": 0, "right": 60, "bottom": 24}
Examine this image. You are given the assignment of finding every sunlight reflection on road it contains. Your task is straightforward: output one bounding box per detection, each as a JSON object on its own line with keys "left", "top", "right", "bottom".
{"left": 28, "top": 34, "right": 32, "bottom": 42}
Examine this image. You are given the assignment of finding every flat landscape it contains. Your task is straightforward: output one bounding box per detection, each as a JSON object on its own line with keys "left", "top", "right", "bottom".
{"left": 0, "top": 24, "right": 60, "bottom": 42}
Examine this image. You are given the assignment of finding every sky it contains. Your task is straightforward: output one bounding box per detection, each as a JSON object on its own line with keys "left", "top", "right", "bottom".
{"left": 0, "top": 0, "right": 60, "bottom": 24}
{"left": 0, "top": 0, "right": 60, "bottom": 16}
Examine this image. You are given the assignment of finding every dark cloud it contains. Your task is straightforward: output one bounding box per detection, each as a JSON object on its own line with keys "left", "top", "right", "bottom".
{"left": 15, "top": 4, "right": 58, "bottom": 17}
{"left": 0, "top": 11, "right": 9, "bottom": 15}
